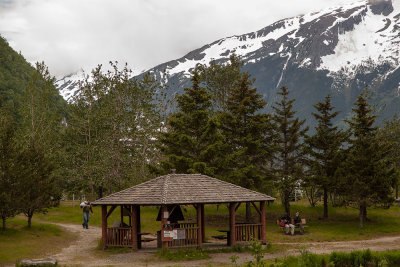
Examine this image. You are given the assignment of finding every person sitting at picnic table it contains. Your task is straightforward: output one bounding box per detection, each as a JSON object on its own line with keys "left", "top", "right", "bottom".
{"left": 280, "top": 214, "right": 295, "bottom": 235}
{"left": 294, "top": 211, "right": 304, "bottom": 234}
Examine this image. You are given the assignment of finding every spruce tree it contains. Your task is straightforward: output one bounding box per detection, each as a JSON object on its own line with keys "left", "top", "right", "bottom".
{"left": 158, "top": 69, "right": 223, "bottom": 175}
{"left": 197, "top": 54, "right": 242, "bottom": 111}
{"left": 272, "top": 86, "right": 307, "bottom": 216}
{"left": 340, "top": 88, "right": 395, "bottom": 228}
{"left": 377, "top": 115, "right": 400, "bottom": 199}
{"left": 219, "top": 72, "right": 275, "bottom": 221}
{"left": 305, "top": 94, "right": 344, "bottom": 219}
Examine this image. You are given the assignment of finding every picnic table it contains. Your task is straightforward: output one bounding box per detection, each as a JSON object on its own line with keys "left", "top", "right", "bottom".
{"left": 215, "top": 229, "right": 231, "bottom": 246}
{"left": 137, "top": 233, "right": 153, "bottom": 249}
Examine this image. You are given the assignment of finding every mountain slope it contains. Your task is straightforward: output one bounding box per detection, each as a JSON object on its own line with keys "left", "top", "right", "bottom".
{"left": 0, "top": 36, "right": 36, "bottom": 108}
{"left": 57, "top": 0, "right": 400, "bottom": 125}
{"left": 0, "top": 35, "right": 66, "bottom": 116}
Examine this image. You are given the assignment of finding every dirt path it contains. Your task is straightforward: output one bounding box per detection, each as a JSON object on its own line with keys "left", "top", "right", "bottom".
{"left": 52, "top": 223, "right": 400, "bottom": 266}
{"left": 285, "top": 235, "right": 400, "bottom": 254}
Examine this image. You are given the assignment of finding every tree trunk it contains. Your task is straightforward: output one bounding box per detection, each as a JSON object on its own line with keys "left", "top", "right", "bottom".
{"left": 27, "top": 211, "right": 33, "bottom": 228}
{"left": 98, "top": 187, "right": 103, "bottom": 199}
{"left": 359, "top": 204, "right": 364, "bottom": 228}
{"left": 323, "top": 187, "right": 328, "bottom": 219}
{"left": 396, "top": 184, "right": 399, "bottom": 199}
{"left": 2, "top": 216, "right": 6, "bottom": 230}
{"left": 362, "top": 205, "right": 368, "bottom": 221}
{"left": 245, "top": 202, "right": 252, "bottom": 223}
{"left": 284, "top": 192, "right": 291, "bottom": 216}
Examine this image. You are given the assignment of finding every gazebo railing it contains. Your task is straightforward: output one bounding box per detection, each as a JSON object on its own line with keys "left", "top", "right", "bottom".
{"left": 166, "top": 226, "right": 198, "bottom": 247}
{"left": 106, "top": 227, "right": 132, "bottom": 247}
{"left": 235, "top": 224, "right": 262, "bottom": 242}
{"left": 177, "top": 222, "right": 197, "bottom": 228}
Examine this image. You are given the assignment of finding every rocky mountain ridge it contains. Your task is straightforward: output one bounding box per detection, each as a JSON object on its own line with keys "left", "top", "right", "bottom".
{"left": 56, "top": 0, "right": 400, "bottom": 125}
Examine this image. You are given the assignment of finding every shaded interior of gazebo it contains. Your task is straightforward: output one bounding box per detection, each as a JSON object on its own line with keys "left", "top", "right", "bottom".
{"left": 92, "top": 174, "right": 275, "bottom": 249}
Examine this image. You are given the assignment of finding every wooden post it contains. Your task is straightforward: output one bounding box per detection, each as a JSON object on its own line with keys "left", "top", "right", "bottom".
{"left": 161, "top": 205, "right": 169, "bottom": 248}
{"left": 260, "top": 201, "right": 266, "bottom": 244}
{"left": 201, "top": 204, "right": 205, "bottom": 242}
{"left": 229, "top": 202, "right": 236, "bottom": 246}
{"left": 120, "top": 205, "right": 124, "bottom": 226}
{"left": 101, "top": 205, "right": 107, "bottom": 250}
{"left": 136, "top": 206, "right": 141, "bottom": 249}
{"left": 197, "top": 204, "right": 202, "bottom": 246}
{"left": 131, "top": 205, "right": 138, "bottom": 250}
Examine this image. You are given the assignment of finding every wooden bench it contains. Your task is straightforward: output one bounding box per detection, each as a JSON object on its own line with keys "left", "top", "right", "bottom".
{"left": 211, "top": 235, "right": 227, "bottom": 240}
{"left": 277, "top": 218, "right": 307, "bottom": 233}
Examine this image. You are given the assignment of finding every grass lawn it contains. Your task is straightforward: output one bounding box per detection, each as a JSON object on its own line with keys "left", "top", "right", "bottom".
{"left": 0, "top": 218, "right": 77, "bottom": 265}
{"left": 34, "top": 200, "right": 400, "bottom": 244}
{"left": 5, "top": 200, "right": 400, "bottom": 265}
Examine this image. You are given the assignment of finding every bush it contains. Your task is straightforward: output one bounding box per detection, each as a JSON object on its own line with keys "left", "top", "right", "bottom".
{"left": 330, "top": 249, "right": 373, "bottom": 267}
{"left": 268, "top": 249, "right": 400, "bottom": 267}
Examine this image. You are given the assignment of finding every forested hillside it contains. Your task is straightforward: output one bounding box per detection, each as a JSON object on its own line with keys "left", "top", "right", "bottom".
{"left": 0, "top": 36, "right": 35, "bottom": 109}
{"left": 0, "top": 36, "right": 65, "bottom": 114}
{"left": 0, "top": 35, "right": 67, "bottom": 229}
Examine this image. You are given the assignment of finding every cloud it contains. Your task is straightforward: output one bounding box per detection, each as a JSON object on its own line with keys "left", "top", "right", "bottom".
{"left": 0, "top": 0, "right": 354, "bottom": 77}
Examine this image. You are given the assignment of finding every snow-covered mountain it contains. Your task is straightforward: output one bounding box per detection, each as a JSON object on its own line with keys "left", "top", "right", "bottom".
{"left": 57, "top": 0, "right": 400, "bottom": 124}
{"left": 54, "top": 70, "right": 84, "bottom": 101}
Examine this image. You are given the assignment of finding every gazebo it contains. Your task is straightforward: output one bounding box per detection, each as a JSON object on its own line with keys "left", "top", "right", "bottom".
{"left": 92, "top": 173, "right": 275, "bottom": 249}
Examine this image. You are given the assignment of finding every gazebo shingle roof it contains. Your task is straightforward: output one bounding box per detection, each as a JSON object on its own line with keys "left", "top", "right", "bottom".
{"left": 92, "top": 174, "right": 275, "bottom": 205}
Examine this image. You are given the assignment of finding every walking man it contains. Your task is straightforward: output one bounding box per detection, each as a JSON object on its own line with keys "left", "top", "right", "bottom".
{"left": 82, "top": 200, "right": 93, "bottom": 229}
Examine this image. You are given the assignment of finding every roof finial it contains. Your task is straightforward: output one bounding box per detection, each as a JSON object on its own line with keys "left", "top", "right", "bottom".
{"left": 171, "top": 169, "right": 176, "bottom": 174}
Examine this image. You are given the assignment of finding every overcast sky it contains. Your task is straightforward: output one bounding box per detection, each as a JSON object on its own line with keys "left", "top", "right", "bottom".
{"left": 0, "top": 0, "right": 355, "bottom": 77}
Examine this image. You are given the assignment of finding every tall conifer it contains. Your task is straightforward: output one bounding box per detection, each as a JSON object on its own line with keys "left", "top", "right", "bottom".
{"left": 340, "top": 88, "right": 395, "bottom": 228}
{"left": 305, "top": 94, "right": 344, "bottom": 219}
{"left": 219, "top": 72, "right": 275, "bottom": 221}
{"left": 272, "top": 86, "right": 307, "bottom": 216}
{"left": 158, "top": 69, "right": 223, "bottom": 175}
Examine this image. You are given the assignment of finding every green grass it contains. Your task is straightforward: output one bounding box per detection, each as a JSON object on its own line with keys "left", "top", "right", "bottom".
{"left": 156, "top": 247, "right": 211, "bottom": 261}
{"left": 34, "top": 200, "right": 400, "bottom": 244}
{"left": 264, "top": 201, "right": 400, "bottom": 243}
{"left": 0, "top": 218, "right": 77, "bottom": 265}
{"left": 260, "top": 249, "right": 400, "bottom": 267}
{"left": 6, "top": 200, "right": 400, "bottom": 265}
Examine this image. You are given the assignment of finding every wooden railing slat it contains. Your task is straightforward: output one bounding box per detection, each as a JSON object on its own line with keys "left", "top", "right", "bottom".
{"left": 234, "top": 224, "right": 262, "bottom": 242}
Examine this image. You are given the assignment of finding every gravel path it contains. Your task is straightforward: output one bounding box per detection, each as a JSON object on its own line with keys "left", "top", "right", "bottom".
{"left": 52, "top": 223, "right": 400, "bottom": 266}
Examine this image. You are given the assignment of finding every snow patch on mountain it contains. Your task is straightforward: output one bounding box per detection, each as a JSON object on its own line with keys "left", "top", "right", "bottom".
{"left": 55, "top": 0, "right": 400, "bottom": 104}
{"left": 319, "top": 1, "right": 400, "bottom": 77}
{"left": 165, "top": 17, "right": 303, "bottom": 77}
{"left": 55, "top": 71, "right": 85, "bottom": 102}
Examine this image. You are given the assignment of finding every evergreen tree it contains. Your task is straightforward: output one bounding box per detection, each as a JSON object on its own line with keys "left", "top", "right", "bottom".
{"left": 340, "top": 88, "right": 395, "bottom": 228}
{"left": 219, "top": 71, "right": 275, "bottom": 221}
{"left": 197, "top": 54, "right": 242, "bottom": 111}
{"left": 305, "top": 94, "right": 344, "bottom": 219}
{"left": 377, "top": 115, "right": 400, "bottom": 199}
{"left": 158, "top": 69, "right": 224, "bottom": 175}
{"left": 272, "top": 86, "right": 307, "bottom": 216}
